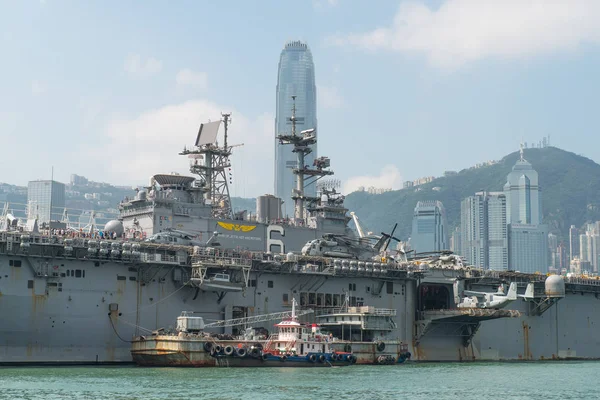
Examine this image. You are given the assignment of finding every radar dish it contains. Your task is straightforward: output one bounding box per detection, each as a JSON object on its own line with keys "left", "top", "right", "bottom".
{"left": 195, "top": 120, "right": 221, "bottom": 146}
{"left": 153, "top": 174, "right": 196, "bottom": 187}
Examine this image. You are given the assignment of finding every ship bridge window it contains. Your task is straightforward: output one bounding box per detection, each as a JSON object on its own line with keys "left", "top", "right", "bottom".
{"left": 349, "top": 283, "right": 356, "bottom": 291}
{"left": 300, "top": 292, "right": 308, "bottom": 306}
{"left": 386, "top": 282, "right": 393, "bottom": 294}
{"left": 75, "top": 270, "right": 82, "bottom": 278}
{"left": 250, "top": 279, "right": 257, "bottom": 287}
{"left": 333, "top": 294, "right": 340, "bottom": 306}
{"left": 283, "top": 293, "right": 289, "bottom": 303}
{"left": 9, "top": 260, "right": 22, "bottom": 267}
{"left": 268, "top": 280, "right": 273, "bottom": 288}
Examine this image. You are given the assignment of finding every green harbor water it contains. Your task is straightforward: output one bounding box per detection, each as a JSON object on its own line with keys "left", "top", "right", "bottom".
{"left": 0, "top": 362, "right": 596, "bottom": 400}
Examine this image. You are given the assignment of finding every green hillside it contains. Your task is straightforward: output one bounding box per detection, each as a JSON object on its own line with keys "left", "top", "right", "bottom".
{"left": 344, "top": 147, "right": 600, "bottom": 241}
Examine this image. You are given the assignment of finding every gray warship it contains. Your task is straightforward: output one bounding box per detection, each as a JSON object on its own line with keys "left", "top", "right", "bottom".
{"left": 2, "top": 103, "right": 600, "bottom": 364}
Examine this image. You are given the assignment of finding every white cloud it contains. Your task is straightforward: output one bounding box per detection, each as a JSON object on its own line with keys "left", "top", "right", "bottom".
{"left": 31, "top": 81, "right": 45, "bottom": 96}
{"left": 92, "top": 100, "right": 273, "bottom": 196}
{"left": 343, "top": 165, "right": 403, "bottom": 194}
{"left": 329, "top": 0, "right": 600, "bottom": 68}
{"left": 124, "top": 54, "right": 163, "bottom": 78}
{"left": 176, "top": 69, "right": 208, "bottom": 89}
{"left": 318, "top": 85, "right": 344, "bottom": 109}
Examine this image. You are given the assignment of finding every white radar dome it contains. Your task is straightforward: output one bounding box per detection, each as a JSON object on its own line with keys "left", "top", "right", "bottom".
{"left": 545, "top": 275, "right": 565, "bottom": 298}
{"left": 104, "top": 220, "right": 124, "bottom": 236}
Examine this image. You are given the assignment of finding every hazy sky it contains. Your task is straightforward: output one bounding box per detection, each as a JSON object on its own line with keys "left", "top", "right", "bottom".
{"left": 1, "top": 0, "right": 599, "bottom": 197}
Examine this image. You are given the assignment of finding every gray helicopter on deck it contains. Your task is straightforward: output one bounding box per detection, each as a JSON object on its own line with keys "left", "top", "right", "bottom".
{"left": 301, "top": 223, "right": 401, "bottom": 261}
{"left": 145, "top": 228, "right": 220, "bottom": 247}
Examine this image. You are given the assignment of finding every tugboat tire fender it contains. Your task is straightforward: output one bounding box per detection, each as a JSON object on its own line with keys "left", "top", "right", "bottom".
{"left": 203, "top": 342, "right": 213, "bottom": 353}
{"left": 376, "top": 341, "right": 386, "bottom": 352}
{"left": 224, "top": 345, "right": 234, "bottom": 356}
{"left": 318, "top": 355, "right": 325, "bottom": 363}
{"left": 309, "top": 354, "right": 317, "bottom": 363}
{"left": 236, "top": 347, "right": 247, "bottom": 358}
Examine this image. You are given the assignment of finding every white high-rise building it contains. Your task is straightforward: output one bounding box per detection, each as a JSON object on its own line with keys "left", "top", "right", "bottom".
{"left": 580, "top": 225, "right": 600, "bottom": 273}
{"left": 460, "top": 192, "right": 508, "bottom": 270}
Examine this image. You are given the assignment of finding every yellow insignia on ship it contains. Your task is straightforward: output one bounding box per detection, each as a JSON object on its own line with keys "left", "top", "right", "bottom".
{"left": 217, "top": 222, "right": 257, "bottom": 232}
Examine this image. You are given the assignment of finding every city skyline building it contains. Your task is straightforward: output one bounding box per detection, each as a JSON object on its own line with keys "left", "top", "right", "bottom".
{"left": 504, "top": 145, "right": 542, "bottom": 225}
{"left": 548, "top": 232, "right": 558, "bottom": 270}
{"left": 274, "top": 40, "right": 317, "bottom": 217}
{"left": 504, "top": 147, "right": 548, "bottom": 273}
{"left": 508, "top": 223, "right": 549, "bottom": 273}
{"left": 557, "top": 242, "right": 569, "bottom": 271}
{"left": 569, "top": 225, "right": 580, "bottom": 261}
{"left": 27, "top": 180, "right": 66, "bottom": 224}
{"left": 580, "top": 225, "right": 600, "bottom": 273}
{"left": 450, "top": 225, "right": 461, "bottom": 255}
{"left": 410, "top": 201, "right": 448, "bottom": 254}
{"left": 460, "top": 191, "right": 508, "bottom": 270}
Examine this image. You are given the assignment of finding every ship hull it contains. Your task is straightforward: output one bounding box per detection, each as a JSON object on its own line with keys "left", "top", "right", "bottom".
{"left": 2, "top": 250, "right": 600, "bottom": 363}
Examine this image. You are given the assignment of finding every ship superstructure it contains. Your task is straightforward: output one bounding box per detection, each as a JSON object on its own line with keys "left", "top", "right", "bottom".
{"left": 118, "top": 103, "right": 350, "bottom": 254}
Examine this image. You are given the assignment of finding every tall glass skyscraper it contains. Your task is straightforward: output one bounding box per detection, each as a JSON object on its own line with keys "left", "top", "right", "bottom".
{"left": 275, "top": 40, "right": 317, "bottom": 217}
{"left": 504, "top": 148, "right": 548, "bottom": 273}
{"left": 503, "top": 148, "right": 541, "bottom": 225}
{"left": 410, "top": 201, "right": 448, "bottom": 254}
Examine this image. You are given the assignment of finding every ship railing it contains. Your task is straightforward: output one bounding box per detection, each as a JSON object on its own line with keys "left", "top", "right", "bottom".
{"left": 120, "top": 206, "right": 154, "bottom": 217}
{"left": 346, "top": 306, "right": 397, "bottom": 316}
{"left": 191, "top": 251, "right": 255, "bottom": 267}
{"left": 142, "top": 253, "right": 184, "bottom": 264}
{"left": 371, "top": 308, "right": 397, "bottom": 316}
{"left": 565, "top": 276, "right": 600, "bottom": 286}
{"left": 263, "top": 334, "right": 279, "bottom": 352}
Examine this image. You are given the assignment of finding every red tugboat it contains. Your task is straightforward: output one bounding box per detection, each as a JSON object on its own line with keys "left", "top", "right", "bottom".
{"left": 206, "top": 299, "right": 355, "bottom": 367}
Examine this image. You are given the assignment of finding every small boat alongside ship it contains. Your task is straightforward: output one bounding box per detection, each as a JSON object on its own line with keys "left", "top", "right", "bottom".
{"left": 205, "top": 304, "right": 355, "bottom": 367}
{"left": 131, "top": 299, "right": 410, "bottom": 367}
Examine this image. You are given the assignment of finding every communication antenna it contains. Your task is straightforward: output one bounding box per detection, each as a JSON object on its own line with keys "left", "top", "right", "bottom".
{"left": 277, "top": 96, "right": 332, "bottom": 224}
{"left": 317, "top": 179, "right": 341, "bottom": 192}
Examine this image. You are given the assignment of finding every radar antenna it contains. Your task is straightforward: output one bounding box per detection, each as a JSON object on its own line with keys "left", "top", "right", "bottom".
{"left": 277, "top": 96, "right": 334, "bottom": 225}
{"left": 181, "top": 113, "right": 235, "bottom": 220}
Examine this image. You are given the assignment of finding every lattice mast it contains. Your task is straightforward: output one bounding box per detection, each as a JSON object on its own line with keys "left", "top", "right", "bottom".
{"left": 181, "top": 113, "right": 234, "bottom": 220}
{"left": 277, "top": 96, "right": 333, "bottom": 224}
